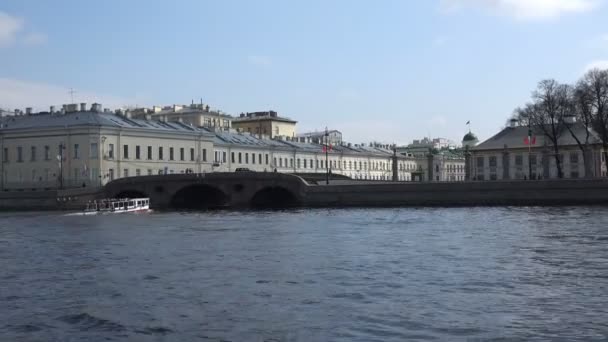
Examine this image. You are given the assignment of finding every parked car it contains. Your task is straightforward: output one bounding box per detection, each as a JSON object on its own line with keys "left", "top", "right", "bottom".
{"left": 235, "top": 168, "right": 254, "bottom": 172}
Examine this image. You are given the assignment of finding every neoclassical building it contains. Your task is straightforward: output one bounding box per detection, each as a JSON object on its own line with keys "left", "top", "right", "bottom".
{"left": 1, "top": 104, "right": 424, "bottom": 190}
{"left": 469, "top": 122, "right": 607, "bottom": 180}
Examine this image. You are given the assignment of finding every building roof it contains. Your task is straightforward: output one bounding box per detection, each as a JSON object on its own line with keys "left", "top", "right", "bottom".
{"left": 473, "top": 123, "right": 601, "bottom": 151}
{"left": 0, "top": 111, "right": 215, "bottom": 136}
{"left": 232, "top": 113, "right": 297, "bottom": 124}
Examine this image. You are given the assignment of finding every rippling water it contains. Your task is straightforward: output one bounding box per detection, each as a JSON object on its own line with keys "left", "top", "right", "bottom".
{"left": 1, "top": 207, "right": 608, "bottom": 341}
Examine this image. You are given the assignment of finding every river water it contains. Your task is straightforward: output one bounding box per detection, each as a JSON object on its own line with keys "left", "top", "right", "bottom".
{"left": 1, "top": 207, "right": 608, "bottom": 341}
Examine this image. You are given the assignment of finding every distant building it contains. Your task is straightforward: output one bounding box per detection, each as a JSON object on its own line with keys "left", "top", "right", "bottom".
{"left": 0, "top": 104, "right": 434, "bottom": 190}
{"left": 232, "top": 111, "right": 297, "bottom": 139}
{"left": 130, "top": 103, "right": 232, "bottom": 131}
{"left": 469, "top": 121, "right": 607, "bottom": 180}
{"left": 295, "top": 129, "right": 342, "bottom": 145}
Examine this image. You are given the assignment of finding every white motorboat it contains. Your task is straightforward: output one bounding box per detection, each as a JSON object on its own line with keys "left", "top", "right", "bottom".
{"left": 84, "top": 198, "right": 151, "bottom": 214}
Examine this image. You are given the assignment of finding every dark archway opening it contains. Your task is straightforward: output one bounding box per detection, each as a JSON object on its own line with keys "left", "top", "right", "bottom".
{"left": 114, "top": 190, "right": 149, "bottom": 199}
{"left": 251, "top": 187, "right": 300, "bottom": 209}
{"left": 170, "top": 185, "right": 229, "bottom": 210}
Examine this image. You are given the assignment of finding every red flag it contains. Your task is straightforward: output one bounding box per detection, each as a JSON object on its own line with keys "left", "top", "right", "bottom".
{"left": 329, "top": 144, "right": 333, "bottom": 151}
{"left": 322, "top": 145, "right": 327, "bottom": 153}
{"left": 531, "top": 136, "right": 536, "bottom": 145}
{"left": 524, "top": 136, "right": 529, "bottom": 145}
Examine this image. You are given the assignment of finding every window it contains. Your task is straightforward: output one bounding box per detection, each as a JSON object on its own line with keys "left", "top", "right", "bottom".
{"left": 30, "top": 146, "right": 36, "bottom": 161}
{"left": 231, "top": 152, "right": 235, "bottom": 163}
{"left": 259, "top": 154, "right": 262, "bottom": 165}
{"left": 515, "top": 155, "right": 523, "bottom": 166}
{"left": 245, "top": 153, "right": 249, "bottom": 164}
{"left": 274, "top": 157, "right": 277, "bottom": 167}
{"left": 265, "top": 154, "right": 269, "bottom": 165}
{"left": 316, "top": 160, "right": 319, "bottom": 169}
{"left": 90, "top": 143, "right": 98, "bottom": 159}
{"left": 109, "top": 168, "right": 114, "bottom": 181}
{"left": 136, "top": 169, "right": 141, "bottom": 176}
{"left": 203, "top": 149, "right": 208, "bottom": 162}
{"left": 44, "top": 146, "right": 50, "bottom": 160}
{"left": 108, "top": 144, "right": 114, "bottom": 159}
{"left": 180, "top": 147, "right": 184, "bottom": 161}
{"left": 571, "top": 171, "right": 579, "bottom": 179}
{"left": 3, "top": 147, "right": 8, "bottom": 162}
{"left": 238, "top": 152, "right": 242, "bottom": 163}
{"left": 279, "top": 158, "right": 283, "bottom": 167}
{"left": 190, "top": 148, "right": 195, "bottom": 161}
{"left": 147, "top": 169, "right": 153, "bottom": 176}
{"left": 304, "top": 159, "right": 308, "bottom": 168}
{"left": 570, "top": 152, "right": 579, "bottom": 164}
{"left": 297, "top": 159, "right": 301, "bottom": 168}
{"left": 73, "top": 144, "right": 79, "bottom": 159}
{"left": 169, "top": 147, "right": 174, "bottom": 160}
{"left": 136, "top": 146, "right": 141, "bottom": 160}
{"left": 121, "top": 145, "right": 128, "bottom": 159}
{"left": 17, "top": 146, "right": 23, "bottom": 162}
{"left": 252, "top": 153, "right": 256, "bottom": 165}
{"left": 158, "top": 147, "right": 164, "bottom": 160}
{"left": 222, "top": 151, "right": 227, "bottom": 163}
{"left": 123, "top": 168, "right": 129, "bottom": 178}
{"left": 147, "top": 146, "right": 152, "bottom": 160}
{"left": 290, "top": 159, "right": 294, "bottom": 168}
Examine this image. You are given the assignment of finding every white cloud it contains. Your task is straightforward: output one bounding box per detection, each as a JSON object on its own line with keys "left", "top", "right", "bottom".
{"left": 440, "top": 0, "right": 600, "bottom": 20}
{"left": 0, "top": 11, "right": 24, "bottom": 47}
{"left": 0, "top": 78, "right": 140, "bottom": 112}
{"left": 23, "top": 32, "right": 47, "bottom": 46}
{"left": 0, "top": 11, "right": 46, "bottom": 48}
{"left": 584, "top": 60, "right": 608, "bottom": 72}
{"left": 247, "top": 55, "right": 272, "bottom": 67}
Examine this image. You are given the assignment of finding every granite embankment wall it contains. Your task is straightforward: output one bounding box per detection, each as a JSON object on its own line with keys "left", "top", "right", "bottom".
{"left": 302, "top": 179, "right": 608, "bottom": 207}
{"left": 0, "top": 187, "right": 102, "bottom": 211}
{"left": 2, "top": 178, "right": 608, "bottom": 210}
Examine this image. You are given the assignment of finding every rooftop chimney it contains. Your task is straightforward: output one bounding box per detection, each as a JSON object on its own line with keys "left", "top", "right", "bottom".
{"left": 91, "top": 103, "right": 102, "bottom": 112}
{"left": 509, "top": 118, "right": 518, "bottom": 128}
{"left": 80, "top": 103, "right": 87, "bottom": 112}
{"left": 50, "top": 105, "right": 56, "bottom": 114}
{"left": 25, "top": 107, "right": 33, "bottom": 115}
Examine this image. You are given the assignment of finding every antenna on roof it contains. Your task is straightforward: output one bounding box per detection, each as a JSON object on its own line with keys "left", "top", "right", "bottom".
{"left": 68, "top": 88, "right": 77, "bottom": 103}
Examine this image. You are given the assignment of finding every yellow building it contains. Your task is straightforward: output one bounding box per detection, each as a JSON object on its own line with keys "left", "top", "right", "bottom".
{"left": 231, "top": 111, "right": 297, "bottom": 139}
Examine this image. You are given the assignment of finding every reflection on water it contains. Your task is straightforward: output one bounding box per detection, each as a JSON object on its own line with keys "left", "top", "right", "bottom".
{"left": 1, "top": 207, "right": 608, "bottom": 341}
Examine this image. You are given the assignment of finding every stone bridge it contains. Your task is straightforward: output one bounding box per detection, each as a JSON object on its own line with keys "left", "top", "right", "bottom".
{"left": 103, "top": 172, "right": 308, "bottom": 209}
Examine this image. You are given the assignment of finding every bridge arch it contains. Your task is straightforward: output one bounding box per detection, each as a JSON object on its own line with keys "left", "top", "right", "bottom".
{"left": 250, "top": 186, "right": 300, "bottom": 208}
{"left": 170, "top": 184, "right": 229, "bottom": 209}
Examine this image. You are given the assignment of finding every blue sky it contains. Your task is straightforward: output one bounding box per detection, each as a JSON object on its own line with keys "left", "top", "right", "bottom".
{"left": 1, "top": 0, "right": 607, "bottom": 145}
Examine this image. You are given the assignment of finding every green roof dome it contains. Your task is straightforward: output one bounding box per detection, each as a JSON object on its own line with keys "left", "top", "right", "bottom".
{"left": 462, "top": 132, "right": 478, "bottom": 142}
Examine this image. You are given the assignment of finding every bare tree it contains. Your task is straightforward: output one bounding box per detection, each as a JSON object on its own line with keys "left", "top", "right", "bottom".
{"left": 525, "top": 79, "right": 568, "bottom": 178}
{"left": 563, "top": 80, "right": 595, "bottom": 177}
{"left": 579, "top": 69, "right": 608, "bottom": 173}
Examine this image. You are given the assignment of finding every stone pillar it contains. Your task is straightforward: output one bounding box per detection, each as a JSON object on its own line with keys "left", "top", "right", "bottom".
{"left": 464, "top": 147, "right": 471, "bottom": 181}
{"left": 392, "top": 152, "right": 398, "bottom": 182}
{"left": 502, "top": 145, "right": 510, "bottom": 180}
{"left": 542, "top": 146, "right": 550, "bottom": 179}
{"left": 427, "top": 154, "right": 434, "bottom": 182}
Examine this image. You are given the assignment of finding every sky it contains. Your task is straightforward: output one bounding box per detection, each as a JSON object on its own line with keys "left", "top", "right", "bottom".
{"left": 1, "top": 0, "right": 607, "bottom": 145}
